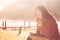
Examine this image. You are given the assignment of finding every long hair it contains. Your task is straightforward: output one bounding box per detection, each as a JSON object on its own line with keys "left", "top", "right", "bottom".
{"left": 35, "top": 6, "right": 52, "bottom": 25}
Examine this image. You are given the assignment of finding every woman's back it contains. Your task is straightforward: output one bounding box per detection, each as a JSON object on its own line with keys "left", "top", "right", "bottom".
{"left": 40, "top": 17, "right": 59, "bottom": 40}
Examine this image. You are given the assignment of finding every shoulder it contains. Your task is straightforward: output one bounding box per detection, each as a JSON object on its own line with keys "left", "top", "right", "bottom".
{"left": 46, "top": 17, "right": 57, "bottom": 26}
{"left": 48, "top": 17, "right": 56, "bottom": 23}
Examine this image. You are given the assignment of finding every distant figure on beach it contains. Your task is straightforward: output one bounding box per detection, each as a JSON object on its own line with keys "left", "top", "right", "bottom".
{"left": 2, "top": 20, "right": 6, "bottom": 30}
{"left": 17, "top": 27, "right": 22, "bottom": 36}
{"left": 34, "top": 6, "right": 59, "bottom": 40}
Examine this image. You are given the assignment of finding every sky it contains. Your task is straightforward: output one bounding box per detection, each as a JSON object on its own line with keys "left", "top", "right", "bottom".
{"left": 0, "top": 0, "right": 60, "bottom": 21}
{"left": 0, "top": 0, "right": 18, "bottom": 11}
{"left": 0, "top": 0, "right": 59, "bottom": 11}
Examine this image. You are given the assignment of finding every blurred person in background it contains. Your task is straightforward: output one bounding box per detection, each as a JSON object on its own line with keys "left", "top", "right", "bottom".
{"left": 34, "top": 5, "right": 59, "bottom": 40}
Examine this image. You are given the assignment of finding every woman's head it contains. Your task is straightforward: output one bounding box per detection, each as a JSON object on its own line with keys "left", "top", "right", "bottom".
{"left": 34, "top": 5, "right": 52, "bottom": 26}
{"left": 35, "top": 6, "right": 52, "bottom": 20}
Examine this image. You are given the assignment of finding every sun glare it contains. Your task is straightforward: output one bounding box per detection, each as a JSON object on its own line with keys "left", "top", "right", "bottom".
{"left": 0, "top": 0, "right": 18, "bottom": 11}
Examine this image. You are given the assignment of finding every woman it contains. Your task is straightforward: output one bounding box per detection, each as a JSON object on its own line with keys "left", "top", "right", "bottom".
{"left": 34, "top": 6, "right": 59, "bottom": 40}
